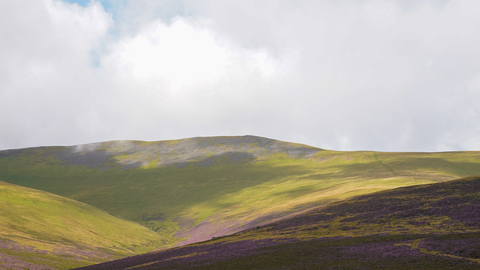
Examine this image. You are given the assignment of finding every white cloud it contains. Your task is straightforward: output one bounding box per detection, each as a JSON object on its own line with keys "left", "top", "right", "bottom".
{"left": 100, "top": 15, "right": 290, "bottom": 132}
{"left": 0, "top": 0, "right": 113, "bottom": 148}
{"left": 1, "top": 0, "right": 480, "bottom": 151}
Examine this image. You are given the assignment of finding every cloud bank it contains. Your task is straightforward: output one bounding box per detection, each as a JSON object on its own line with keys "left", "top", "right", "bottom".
{"left": 1, "top": 0, "right": 480, "bottom": 151}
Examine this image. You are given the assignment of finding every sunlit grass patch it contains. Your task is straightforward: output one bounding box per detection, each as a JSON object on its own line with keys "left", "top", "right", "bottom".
{"left": 0, "top": 181, "right": 168, "bottom": 268}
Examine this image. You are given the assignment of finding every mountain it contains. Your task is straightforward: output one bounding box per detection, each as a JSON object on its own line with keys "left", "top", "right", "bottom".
{"left": 0, "top": 181, "right": 167, "bottom": 269}
{"left": 76, "top": 175, "right": 480, "bottom": 270}
{"left": 1, "top": 135, "right": 480, "bottom": 268}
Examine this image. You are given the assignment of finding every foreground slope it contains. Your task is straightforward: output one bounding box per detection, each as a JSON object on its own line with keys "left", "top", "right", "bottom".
{"left": 1, "top": 135, "right": 480, "bottom": 247}
{"left": 0, "top": 181, "right": 167, "bottom": 269}
{"left": 77, "top": 175, "right": 480, "bottom": 270}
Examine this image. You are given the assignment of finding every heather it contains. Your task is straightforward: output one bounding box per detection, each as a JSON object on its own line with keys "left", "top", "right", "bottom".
{"left": 77, "top": 235, "right": 480, "bottom": 269}
{"left": 77, "top": 176, "right": 480, "bottom": 269}
{"left": 2, "top": 136, "right": 480, "bottom": 268}
{"left": 418, "top": 233, "right": 480, "bottom": 259}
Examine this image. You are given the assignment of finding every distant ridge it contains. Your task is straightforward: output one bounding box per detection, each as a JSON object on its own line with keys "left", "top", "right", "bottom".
{"left": 2, "top": 135, "right": 322, "bottom": 169}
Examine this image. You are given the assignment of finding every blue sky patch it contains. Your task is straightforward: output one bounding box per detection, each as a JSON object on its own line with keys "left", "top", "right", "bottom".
{"left": 62, "top": 0, "right": 114, "bottom": 15}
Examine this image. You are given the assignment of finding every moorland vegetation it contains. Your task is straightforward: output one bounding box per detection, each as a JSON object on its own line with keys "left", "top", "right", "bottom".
{"left": 1, "top": 136, "right": 480, "bottom": 269}
{"left": 77, "top": 175, "right": 480, "bottom": 269}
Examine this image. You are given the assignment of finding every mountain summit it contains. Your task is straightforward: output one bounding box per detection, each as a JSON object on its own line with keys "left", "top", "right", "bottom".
{"left": 55, "top": 135, "right": 322, "bottom": 169}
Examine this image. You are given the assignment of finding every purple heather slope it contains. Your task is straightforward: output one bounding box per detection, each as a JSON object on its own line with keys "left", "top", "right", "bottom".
{"left": 75, "top": 176, "right": 480, "bottom": 270}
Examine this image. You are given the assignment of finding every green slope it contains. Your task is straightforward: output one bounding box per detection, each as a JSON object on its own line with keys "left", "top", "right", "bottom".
{"left": 77, "top": 175, "right": 480, "bottom": 270}
{"left": 0, "top": 181, "right": 167, "bottom": 269}
{"left": 1, "top": 136, "right": 480, "bottom": 248}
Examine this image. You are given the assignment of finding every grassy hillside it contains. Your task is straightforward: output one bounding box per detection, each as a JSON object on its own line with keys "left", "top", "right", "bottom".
{"left": 76, "top": 175, "right": 480, "bottom": 270}
{"left": 0, "top": 181, "right": 167, "bottom": 269}
{"left": 1, "top": 136, "right": 480, "bottom": 248}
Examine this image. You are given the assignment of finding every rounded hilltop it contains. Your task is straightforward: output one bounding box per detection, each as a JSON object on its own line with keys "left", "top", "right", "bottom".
{"left": 56, "top": 135, "right": 322, "bottom": 169}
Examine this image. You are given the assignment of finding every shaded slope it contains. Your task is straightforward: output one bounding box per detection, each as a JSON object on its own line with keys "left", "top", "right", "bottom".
{"left": 0, "top": 181, "right": 167, "bottom": 269}
{"left": 77, "top": 176, "right": 480, "bottom": 270}
{"left": 1, "top": 136, "right": 480, "bottom": 247}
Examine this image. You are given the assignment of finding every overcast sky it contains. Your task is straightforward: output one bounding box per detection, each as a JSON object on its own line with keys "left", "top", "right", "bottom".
{"left": 1, "top": 0, "right": 480, "bottom": 151}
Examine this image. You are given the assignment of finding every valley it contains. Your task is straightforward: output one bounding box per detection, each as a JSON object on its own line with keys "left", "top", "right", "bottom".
{"left": 1, "top": 136, "right": 480, "bottom": 269}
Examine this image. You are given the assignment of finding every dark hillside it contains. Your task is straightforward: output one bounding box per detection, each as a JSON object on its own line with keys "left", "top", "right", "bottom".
{"left": 76, "top": 176, "right": 480, "bottom": 270}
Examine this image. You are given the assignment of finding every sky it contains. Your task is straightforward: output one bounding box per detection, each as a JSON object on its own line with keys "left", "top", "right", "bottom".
{"left": 1, "top": 0, "right": 480, "bottom": 152}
